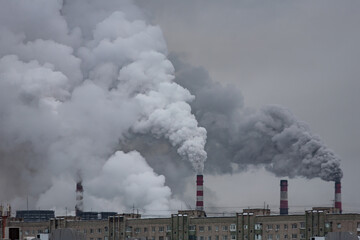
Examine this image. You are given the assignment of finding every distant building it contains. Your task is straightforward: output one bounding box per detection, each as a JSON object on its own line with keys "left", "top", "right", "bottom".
{"left": 16, "top": 210, "right": 55, "bottom": 222}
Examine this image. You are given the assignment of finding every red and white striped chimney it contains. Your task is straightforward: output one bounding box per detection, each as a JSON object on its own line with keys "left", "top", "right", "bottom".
{"left": 76, "top": 181, "right": 84, "bottom": 216}
{"left": 280, "top": 180, "right": 288, "bottom": 215}
{"left": 196, "top": 175, "right": 204, "bottom": 211}
{"left": 334, "top": 180, "right": 342, "bottom": 213}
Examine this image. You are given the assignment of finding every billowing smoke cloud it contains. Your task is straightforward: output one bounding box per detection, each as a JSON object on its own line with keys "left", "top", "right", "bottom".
{"left": 170, "top": 55, "right": 342, "bottom": 182}
{"left": 0, "top": 0, "right": 342, "bottom": 214}
{"left": 0, "top": 0, "right": 206, "bottom": 213}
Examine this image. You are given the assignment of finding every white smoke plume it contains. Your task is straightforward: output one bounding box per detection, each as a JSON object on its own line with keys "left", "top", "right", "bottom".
{"left": 0, "top": 0, "right": 206, "bottom": 213}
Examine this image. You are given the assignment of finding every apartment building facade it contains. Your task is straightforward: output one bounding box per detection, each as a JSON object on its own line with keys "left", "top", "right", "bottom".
{"left": 2, "top": 209, "right": 360, "bottom": 240}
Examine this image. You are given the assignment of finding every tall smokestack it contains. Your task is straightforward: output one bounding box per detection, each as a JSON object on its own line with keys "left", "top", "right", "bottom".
{"left": 76, "top": 181, "right": 84, "bottom": 216}
{"left": 196, "top": 175, "right": 204, "bottom": 211}
{"left": 334, "top": 180, "right": 342, "bottom": 213}
{"left": 280, "top": 180, "right": 288, "bottom": 215}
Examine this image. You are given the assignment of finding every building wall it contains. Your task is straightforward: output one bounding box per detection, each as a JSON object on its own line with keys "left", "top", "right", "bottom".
{"left": 4, "top": 210, "right": 360, "bottom": 240}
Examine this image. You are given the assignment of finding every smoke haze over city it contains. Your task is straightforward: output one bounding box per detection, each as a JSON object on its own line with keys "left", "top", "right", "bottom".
{"left": 1, "top": 0, "right": 359, "bottom": 215}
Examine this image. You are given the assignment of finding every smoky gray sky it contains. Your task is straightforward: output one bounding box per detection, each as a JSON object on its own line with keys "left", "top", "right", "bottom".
{"left": 1, "top": 0, "right": 359, "bottom": 216}
{"left": 136, "top": 0, "right": 360, "bottom": 213}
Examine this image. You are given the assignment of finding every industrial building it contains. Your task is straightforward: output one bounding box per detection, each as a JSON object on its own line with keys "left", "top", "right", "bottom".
{"left": 1, "top": 178, "right": 359, "bottom": 240}
{"left": 1, "top": 208, "right": 360, "bottom": 240}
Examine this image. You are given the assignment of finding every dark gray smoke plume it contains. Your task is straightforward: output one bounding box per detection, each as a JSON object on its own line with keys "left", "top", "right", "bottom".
{"left": 170, "top": 55, "right": 343, "bottom": 182}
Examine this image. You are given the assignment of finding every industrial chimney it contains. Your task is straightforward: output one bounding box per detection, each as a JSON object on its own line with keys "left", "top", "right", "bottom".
{"left": 196, "top": 175, "right": 204, "bottom": 211}
{"left": 75, "top": 181, "right": 84, "bottom": 216}
{"left": 280, "top": 180, "right": 288, "bottom": 215}
{"left": 334, "top": 180, "right": 342, "bottom": 213}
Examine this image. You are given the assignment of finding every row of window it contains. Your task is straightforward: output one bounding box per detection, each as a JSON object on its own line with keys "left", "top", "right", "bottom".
{"left": 263, "top": 233, "right": 305, "bottom": 240}
{"left": 23, "top": 229, "right": 48, "bottom": 235}
{"left": 84, "top": 227, "right": 108, "bottom": 234}
{"left": 190, "top": 224, "right": 237, "bottom": 232}
{"left": 131, "top": 226, "right": 172, "bottom": 233}
{"left": 198, "top": 235, "right": 237, "bottom": 240}
{"left": 264, "top": 223, "right": 305, "bottom": 231}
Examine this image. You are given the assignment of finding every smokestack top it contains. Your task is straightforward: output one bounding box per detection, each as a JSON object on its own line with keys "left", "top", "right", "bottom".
{"left": 76, "top": 182, "right": 84, "bottom": 192}
{"left": 280, "top": 179, "right": 288, "bottom": 185}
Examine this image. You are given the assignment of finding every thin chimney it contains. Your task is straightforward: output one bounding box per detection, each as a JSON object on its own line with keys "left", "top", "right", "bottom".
{"left": 196, "top": 175, "right": 204, "bottom": 211}
{"left": 334, "top": 180, "right": 342, "bottom": 213}
{"left": 280, "top": 180, "right": 288, "bottom": 215}
{"left": 76, "top": 181, "right": 84, "bottom": 216}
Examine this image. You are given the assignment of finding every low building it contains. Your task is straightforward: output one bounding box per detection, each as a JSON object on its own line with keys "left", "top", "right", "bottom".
{"left": 2, "top": 209, "right": 360, "bottom": 240}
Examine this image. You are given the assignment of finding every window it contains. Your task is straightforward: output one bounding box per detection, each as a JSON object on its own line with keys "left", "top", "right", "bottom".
{"left": 25, "top": 230, "right": 29, "bottom": 235}
{"left": 189, "top": 226, "right": 196, "bottom": 231}
{"left": 291, "top": 234, "right": 297, "bottom": 239}
{"left": 167, "top": 226, "right": 171, "bottom": 232}
{"left": 208, "top": 236, "right": 212, "bottom": 240}
{"left": 276, "top": 234, "right": 280, "bottom": 240}
{"left": 90, "top": 229, "right": 94, "bottom": 234}
{"left": 300, "top": 233, "right": 305, "bottom": 239}
{"left": 230, "top": 224, "right": 236, "bottom": 231}
{"left": 104, "top": 227, "right": 108, "bottom": 232}
{"left": 337, "top": 223, "right": 341, "bottom": 229}
{"left": 267, "top": 235, "right": 272, "bottom": 240}
{"left": 231, "top": 235, "right": 236, "bottom": 240}
{"left": 152, "top": 227, "right": 156, "bottom": 232}
{"left": 255, "top": 234, "right": 262, "bottom": 240}
{"left": 255, "top": 224, "right": 262, "bottom": 230}
{"left": 284, "top": 234, "right": 288, "bottom": 239}
{"left": 159, "top": 237, "right": 164, "bottom": 240}
{"left": 300, "top": 222, "right": 305, "bottom": 229}
{"left": 357, "top": 222, "right": 360, "bottom": 228}
{"left": 291, "top": 224, "right": 297, "bottom": 229}
{"left": 244, "top": 225, "right": 248, "bottom": 230}
{"left": 216, "top": 236, "right": 219, "bottom": 240}
{"left": 159, "top": 226, "right": 164, "bottom": 232}
{"left": 222, "top": 236, "right": 228, "bottom": 240}
{"left": 126, "top": 227, "right": 131, "bottom": 232}
{"left": 98, "top": 228, "right": 102, "bottom": 233}
{"left": 222, "top": 226, "right": 228, "bottom": 231}
{"left": 215, "top": 226, "right": 219, "bottom": 232}
{"left": 199, "top": 226, "right": 205, "bottom": 232}
{"left": 98, "top": 238, "right": 102, "bottom": 240}
{"left": 200, "top": 236, "right": 204, "bottom": 240}
{"left": 135, "top": 228, "right": 140, "bottom": 233}
{"left": 275, "top": 225, "right": 280, "bottom": 231}
{"left": 267, "top": 225, "right": 273, "bottom": 230}
{"left": 144, "top": 227, "right": 148, "bottom": 232}
{"left": 284, "top": 224, "right": 288, "bottom": 230}
{"left": 208, "top": 226, "right": 212, "bottom": 231}
{"left": 325, "top": 222, "right": 330, "bottom": 228}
